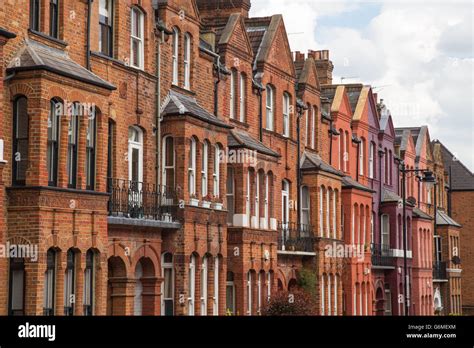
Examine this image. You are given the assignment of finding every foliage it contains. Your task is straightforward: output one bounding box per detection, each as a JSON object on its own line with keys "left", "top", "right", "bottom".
{"left": 261, "top": 289, "right": 318, "bottom": 316}
{"left": 297, "top": 268, "right": 317, "bottom": 300}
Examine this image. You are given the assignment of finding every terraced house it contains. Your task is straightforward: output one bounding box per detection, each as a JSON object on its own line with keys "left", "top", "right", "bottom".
{"left": 0, "top": 0, "right": 468, "bottom": 317}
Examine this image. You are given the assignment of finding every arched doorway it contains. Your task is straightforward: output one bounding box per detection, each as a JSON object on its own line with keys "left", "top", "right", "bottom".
{"left": 107, "top": 256, "right": 127, "bottom": 315}
{"left": 375, "top": 286, "right": 385, "bottom": 316}
{"left": 134, "top": 257, "right": 156, "bottom": 316}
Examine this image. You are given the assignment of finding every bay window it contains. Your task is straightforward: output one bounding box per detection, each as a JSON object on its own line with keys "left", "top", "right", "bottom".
{"left": 67, "top": 104, "right": 80, "bottom": 188}
{"left": 43, "top": 249, "right": 56, "bottom": 316}
{"left": 226, "top": 167, "right": 234, "bottom": 224}
{"left": 184, "top": 33, "right": 191, "bottom": 89}
{"left": 85, "top": 114, "right": 96, "bottom": 190}
{"left": 47, "top": 99, "right": 60, "bottom": 186}
{"left": 359, "top": 138, "right": 364, "bottom": 176}
{"left": 226, "top": 272, "right": 235, "bottom": 315}
{"left": 201, "top": 141, "right": 209, "bottom": 197}
{"left": 239, "top": 73, "right": 246, "bottom": 122}
{"left": 200, "top": 256, "right": 208, "bottom": 316}
{"left": 162, "top": 253, "right": 174, "bottom": 316}
{"left": 131, "top": 7, "right": 144, "bottom": 69}
{"left": 283, "top": 93, "right": 290, "bottom": 137}
{"left": 64, "top": 249, "right": 76, "bottom": 316}
{"left": 369, "top": 142, "right": 375, "bottom": 179}
{"left": 188, "top": 138, "right": 196, "bottom": 196}
{"left": 301, "top": 186, "right": 310, "bottom": 236}
{"left": 162, "top": 136, "right": 175, "bottom": 188}
{"left": 230, "top": 70, "right": 237, "bottom": 119}
{"left": 13, "top": 96, "right": 29, "bottom": 186}
{"left": 8, "top": 258, "right": 25, "bottom": 316}
{"left": 213, "top": 145, "right": 220, "bottom": 196}
{"left": 188, "top": 255, "right": 196, "bottom": 315}
{"left": 265, "top": 85, "right": 274, "bottom": 131}
{"left": 83, "top": 250, "right": 95, "bottom": 316}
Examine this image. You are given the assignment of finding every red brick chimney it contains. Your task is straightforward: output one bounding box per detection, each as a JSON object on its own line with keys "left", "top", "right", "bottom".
{"left": 196, "top": 0, "right": 252, "bottom": 19}
{"left": 309, "top": 49, "right": 334, "bottom": 85}
{"left": 294, "top": 51, "right": 305, "bottom": 63}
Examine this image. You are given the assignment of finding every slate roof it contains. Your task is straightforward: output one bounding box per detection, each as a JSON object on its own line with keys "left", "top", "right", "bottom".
{"left": 301, "top": 152, "right": 343, "bottom": 176}
{"left": 341, "top": 176, "right": 374, "bottom": 193}
{"left": 381, "top": 188, "right": 402, "bottom": 203}
{"left": 344, "top": 84, "right": 364, "bottom": 114}
{"left": 412, "top": 207, "right": 433, "bottom": 220}
{"left": 321, "top": 86, "right": 337, "bottom": 103}
{"left": 7, "top": 39, "right": 115, "bottom": 90}
{"left": 436, "top": 210, "right": 461, "bottom": 227}
{"left": 435, "top": 140, "right": 474, "bottom": 191}
{"left": 228, "top": 129, "right": 280, "bottom": 157}
{"left": 161, "top": 90, "right": 232, "bottom": 129}
{"left": 245, "top": 17, "right": 272, "bottom": 58}
{"left": 395, "top": 126, "right": 429, "bottom": 162}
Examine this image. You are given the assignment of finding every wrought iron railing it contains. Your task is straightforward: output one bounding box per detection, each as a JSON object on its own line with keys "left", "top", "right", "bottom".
{"left": 371, "top": 244, "right": 394, "bottom": 267}
{"left": 433, "top": 261, "right": 447, "bottom": 280}
{"left": 278, "top": 222, "right": 314, "bottom": 253}
{"left": 107, "top": 178, "right": 177, "bottom": 222}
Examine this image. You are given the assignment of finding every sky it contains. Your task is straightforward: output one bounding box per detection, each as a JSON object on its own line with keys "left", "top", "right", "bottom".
{"left": 250, "top": 0, "right": 474, "bottom": 171}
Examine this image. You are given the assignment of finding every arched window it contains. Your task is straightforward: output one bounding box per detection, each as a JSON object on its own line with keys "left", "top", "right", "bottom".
{"left": 255, "top": 171, "right": 260, "bottom": 227}
{"left": 99, "top": 0, "right": 114, "bottom": 57}
{"left": 321, "top": 274, "right": 326, "bottom": 315}
{"left": 333, "top": 190, "right": 337, "bottom": 239}
{"left": 49, "top": 0, "right": 60, "bottom": 38}
{"left": 213, "top": 145, "right": 221, "bottom": 197}
{"left": 64, "top": 249, "right": 76, "bottom": 316}
{"left": 201, "top": 141, "right": 209, "bottom": 197}
{"left": 264, "top": 173, "right": 269, "bottom": 229}
{"left": 188, "top": 254, "right": 196, "bottom": 315}
{"left": 188, "top": 137, "right": 197, "bottom": 196}
{"left": 230, "top": 69, "right": 237, "bottom": 119}
{"left": 246, "top": 170, "right": 251, "bottom": 227}
{"left": 369, "top": 141, "right": 375, "bottom": 179}
{"left": 8, "top": 258, "right": 25, "bottom": 316}
{"left": 162, "top": 252, "right": 174, "bottom": 316}
{"left": 265, "top": 85, "right": 274, "bottom": 131}
{"left": 334, "top": 275, "right": 338, "bottom": 315}
{"left": 304, "top": 106, "right": 309, "bottom": 146}
{"left": 326, "top": 188, "right": 331, "bottom": 237}
{"left": 83, "top": 249, "right": 95, "bottom": 316}
{"left": 283, "top": 92, "right": 290, "bottom": 137}
{"left": 162, "top": 136, "right": 175, "bottom": 188}
{"left": 281, "top": 180, "right": 290, "bottom": 229}
{"left": 384, "top": 148, "right": 388, "bottom": 184}
{"left": 257, "top": 271, "right": 263, "bottom": 314}
{"left": 67, "top": 103, "right": 80, "bottom": 188}
{"left": 13, "top": 96, "right": 29, "bottom": 186}
{"left": 172, "top": 27, "right": 179, "bottom": 85}
{"left": 128, "top": 126, "right": 143, "bottom": 184}
{"left": 239, "top": 73, "right": 246, "bottom": 122}
{"left": 184, "top": 33, "right": 191, "bottom": 89}
{"left": 200, "top": 256, "right": 208, "bottom": 315}
{"left": 301, "top": 186, "right": 310, "bottom": 235}
{"left": 389, "top": 150, "right": 393, "bottom": 185}
{"left": 226, "top": 167, "right": 234, "bottom": 224}
{"left": 44, "top": 249, "right": 57, "bottom": 316}
{"left": 213, "top": 257, "right": 219, "bottom": 315}
{"left": 246, "top": 271, "right": 253, "bottom": 315}
{"left": 134, "top": 262, "right": 143, "bottom": 315}
{"left": 344, "top": 131, "right": 349, "bottom": 172}
{"left": 226, "top": 272, "right": 235, "bottom": 315}
{"left": 338, "top": 129, "right": 343, "bottom": 170}
{"left": 319, "top": 186, "right": 324, "bottom": 237}
{"left": 86, "top": 111, "right": 97, "bottom": 190}
{"left": 47, "top": 99, "right": 60, "bottom": 186}
{"left": 131, "top": 7, "right": 144, "bottom": 69}
{"left": 30, "top": 0, "right": 41, "bottom": 31}
{"left": 327, "top": 274, "right": 332, "bottom": 315}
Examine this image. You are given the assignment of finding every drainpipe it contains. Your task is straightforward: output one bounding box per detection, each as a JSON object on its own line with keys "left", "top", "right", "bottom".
{"left": 213, "top": 59, "right": 221, "bottom": 117}
{"left": 378, "top": 146, "right": 384, "bottom": 245}
{"left": 329, "top": 119, "right": 334, "bottom": 165}
{"left": 156, "top": 29, "right": 163, "bottom": 189}
{"left": 356, "top": 142, "right": 360, "bottom": 182}
{"left": 86, "top": 0, "right": 93, "bottom": 70}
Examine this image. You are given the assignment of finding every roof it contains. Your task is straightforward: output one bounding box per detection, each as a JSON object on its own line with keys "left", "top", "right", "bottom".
{"left": 395, "top": 126, "right": 430, "bottom": 162}
{"left": 436, "top": 210, "right": 461, "bottom": 227}
{"left": 245, "top": 17, "right": 272, "bottom": 59}
{"left": 436, "top": 141, "right": 474, "bottom": 191}
{"left": 7, "top": 39, "right": 116, "bottom": 90}
{"left": 412, "top": 207, "right": 433, "bottom": 220}
{"left": 161, "top": 90, "right": 232, "bottom": 129}
{"left": 344, "top": 84, "right": 364, "bottom": 114}
{"left": 381, "top": 188, "right": 402, "bottom": 203}
{"left": 228, "top": 129, "right": 280, "bottom": 157}
{"left": 341, "top": 176, "right": 374, "bottom": 193}
{"left": 301, "top": 152, "right": 343, "bottom": 176}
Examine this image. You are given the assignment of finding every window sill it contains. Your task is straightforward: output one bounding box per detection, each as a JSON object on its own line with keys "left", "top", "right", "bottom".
{"left": 28, "top": 29, "right": 68, "bottom": 48}
{"left": 229, "top": 118, "right": 250, "bottom": 129}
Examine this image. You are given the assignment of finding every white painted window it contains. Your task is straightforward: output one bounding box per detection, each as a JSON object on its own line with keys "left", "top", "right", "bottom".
{"left": 230, "top": 70, "right": 237, "bottom": 119}
{"left": 267, "top": 272, "right": 272, "bottom": 301}
{"left": 371, "top": 212, "right": 375, "bottom": 246}
{"left": 184, "top": 33, "right": 191, "bottom": 89}
{"left": 201, "top": 141, "right": 209, "bottom": 197}
{"left": 361, "top": 206, "right": 366, "bottom": 246}
{"left": 255, "top": 172, "right": 260, "bottom": 227}
{"left": 333, "top": 190, "right": 337, "bottom": 239}
{"left": 134, "top": 262, "right": 143, "bottom": 316}
{"left": 353, "top": 285, "right": 357, "bottom": 316}
{"left": 128, "top": 126, "right": 143, "bottom": 184}
{"left": 226, "top": 167, "right": 234, "bottom": 225}
{"left": 188, "top": 255, "right": 196, "bottom": 316}
{"left": 161, "top": 253, "right": 174, "bottom": 316}
{"left": 352, "top": 205, "right": 356, "bottom": 244}
{"left": 321, "top": 275, "right": 325, "bottom": 315}
{"left": 311, "top": 106, "right": 316, "bottom": 149}
{"left": 213, "top": 145, "right": 220, "bottom": 197}
{"left": 304, "top": 108, "right": 309, "bottom": 146}
{"left": 327, "top": 274, "right": 332, "bottom": 316}
{"left": 130, "top": 7, "right": 144, "bottom": 69}
{"left": 326, "top": 188, "right": 330, "bottom": 238}
{"left": 334, "top": 276, "right": 338, "bottom": 315}
{"left": 213, "top": 257, "right": 219, "bottom": 315}
{"left": 365, "top": 283, "right": 368, "bottom": 315}
{"left": 369, "top": 142, "right": 375, "bottom": 179}
{"left": 162, "top": 136, "right": 175, "bottom": 188}
{"left": 381, "top": 214, "right": 390, "bottom": 247}
{"left": 172, "top": 28, "right": 179, "bottom": 85}
{"left": 257, "top": 272, "right": 262, "bottom": 314}
{"left": 319, "top": 187, "right": 324, "bottom": 237}
{"left": 283, "top": 93, "right": 290, "bottom": 137}
{"left": 265, "top": 85, "right": 274, "bottom": 131}
{"left": 246, "top": 170, "right": 251, "bottom": 226}
{"left": 359, "top": 138, "right": 364, "bottom": 176}
{"left": 344, "top": 132, "right": 348, "bottom": 172}
{"left": 264, "top": 174, "right": 269, "bottom": 228}
{"left": 282, "top": 180, "right": 290, "bottom": 229}
{"left": 247, "top": 271, "right": 252, "bottom": 315}
{"left": 301, "top": 186, "right": 310, "bottom": 236}
{"left": 239, "top": 73, "right": 246, "bottom": 122}
{"left": 200, "top": 256, "right": 208, "bottom": 315}
{"left": 188, "top": 138, "right": 196, "bottom": 196}
{"left": 226, "top": 272, "right": 235, "bottom": 315}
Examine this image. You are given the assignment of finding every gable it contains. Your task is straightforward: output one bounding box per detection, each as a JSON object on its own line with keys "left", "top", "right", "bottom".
{"left": 299, "top": 58, "right": 320, "bottom": 90}
{"left": 331, "top": 86, "right": 353, "bottom": 118}
{"left": 405, "top": 132, "right": 416, "bottom": 157}
{"left": 220, "top": 14, "right": 253, "bottom": 57}
{"left": 418, "top": 127, "right": 433, "bottom": 163}
{"left": 384, "top": 115, "right": 395, "bottom": 138}
{"left": 259, "top": 15, "right": 296, "bottom": 77}
{"left": 367, "top": 89, "right": 381, "bottom": 130}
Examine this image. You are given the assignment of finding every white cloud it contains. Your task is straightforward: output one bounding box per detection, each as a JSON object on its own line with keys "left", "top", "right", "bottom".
{"left": 249, "top": 0, "right": 474, "bottom": 171}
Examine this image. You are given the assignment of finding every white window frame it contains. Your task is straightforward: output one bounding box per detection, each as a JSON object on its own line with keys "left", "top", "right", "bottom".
{"left": 257, "top": 272, "right": 262, "bottom": 314}
{"left": 172, "top": 28, "right": 179, "bottom": 85}
{"left": 266, "top": 272, "right": 271, "bottom": 302}
{"left": 226, "top": 167, "right": 235, "bottom": 225}
{"left": 311, "top": 106, "right": 316, "bottom": 149}
{"left": 304, "top": 108, "right": 309, "bottom": 146}
{"left": 327, "top": 274, "right": 332, "bottom": 316}
{"left": 213, "top": 257, "right": 219, "bottom": 315}
{"left": 333, "top": 190, "right": 337, "bottom": 239}
{"left": 230, "top": 70, "right": 236, "bottom": 119}
{"left": 344, "top": 132, "right": 348, "bottom": 172}
{"left": 381, "top": 214, "right": 390, "bottom": 247}
{"left": 200, "top": 256, "right": 208, "bottom": 316}
{"left": 334, "top": 276, "right": 338, "bottom": 315}
{"left": 369, "top": 142, "right": 375, "bottom": 179}
{"left": 352, "top": 205, "right": 356, "bottom": 244}
{"left": 213, "top": 145, "right": 220, "bottom": 197}
{"left": 184, "top": 33, "right": 191, "bottom": 89}
{"left": 282, "top": 180, "right": 290, "bottom": 229}
{"left": 188, "top": 255, "right": 196, "bottom": 316}
{"left": 246, "top": 170, "right": 251, "bottom": 227}
{"left": 359, "top": 139, "right": 364, "bottom": 176}
{"left": 283, "top": 93, "right": 290, "bottom": 137}
{"left": 201, "top": 141, "right": 209, "bottom": 197}
{"left": 326, "top": 188, "right": 330, "bottom": 238}
{"left": 362, "top": 207, "right": 366, "bottom": 246}
{"left": 130, "top": 7, "right": 144, "bottom": 69}
{"left": 319, "top": 187, "right": 324, "bottom": 237}
{"left": 265, "top": 85, "right": 274, "bottom": 131}
{"left": 301, "top": 186, "right": 310, "bottom": 236}
{"left": 162, "top": 135, "right": 175, "bottom": 188}
{"left": 321, "top": 275, "right": 325, "bottom": 315}
{"left": 264, "top": 174, "right": 269, "bottom": 229}
{"left": 239, "top": 73, "right": 245, "bottom": 122}
{"left": 128, "top": 126, "right": 143, "bottom": 183}
{"left": 255, "top": 172, "right": 260, "bottom": 227}
{"left": 188, "top": 138, "right": 196, "bottom": 196}
{"left": 247, "top": 271, "right": 252, "bottom": 315}
{"left": 161, "top": 253, "right": 174, "bottom": 316}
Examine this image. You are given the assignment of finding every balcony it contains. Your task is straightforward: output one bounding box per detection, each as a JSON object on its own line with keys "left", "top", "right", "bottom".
{"left": 107, "top": 179, "right": 179, "bottom": 227}
{"left": 371, "top": 244, "right": 394, "bottom": 268}
{"left": 433, "top": 261, "right": 448, "bottom": 281}
{"left": 278, "top": 222, "right": 315, "bottom": 254}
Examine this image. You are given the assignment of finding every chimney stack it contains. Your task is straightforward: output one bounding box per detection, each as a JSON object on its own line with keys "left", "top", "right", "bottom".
{"left": 310, "top": 49, "right": 334, "bottom": 85}
{"left": 294, "top": 51, "right": 305, "bottom": 63}
{"left": 196, "top": 0, "right": 252, "bottom": 20}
